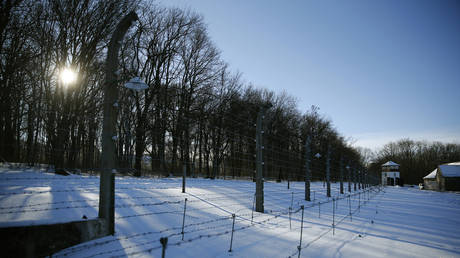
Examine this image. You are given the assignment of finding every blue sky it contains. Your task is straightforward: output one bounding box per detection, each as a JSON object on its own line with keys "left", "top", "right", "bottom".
{"left": 160, "top": 0, "right": 460, "bottom": 150}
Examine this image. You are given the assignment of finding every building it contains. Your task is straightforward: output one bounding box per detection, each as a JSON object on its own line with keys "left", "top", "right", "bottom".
{"left": 381, "top": 161, "right": 400, "bottom": 186}
{"left": 423, "top": 162, "right": 460, "bottom": 191}
{"left": 422, "top": 168, "right": 438, "bottom": 190}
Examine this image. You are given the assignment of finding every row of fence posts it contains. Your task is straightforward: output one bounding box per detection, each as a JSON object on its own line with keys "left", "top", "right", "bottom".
{"left": 303, "top": 137, "right": 377, "bottom": 205}
{"left": 179, "top": 152, "right": 377, "bottom": 216}
{"left": 162, "top": 154, "right": 380, "bottom": 257}
{"left": 160, "top": 196, "right": 239, "bottom": 257}
{"left": 294, "top": 187, "right": 378, "bottom": 257}
{"left": 159, "top": 184, "right": 379, "bottom": 257}
{"left": 177, "top": 101, "right": 382, "bottom": 209}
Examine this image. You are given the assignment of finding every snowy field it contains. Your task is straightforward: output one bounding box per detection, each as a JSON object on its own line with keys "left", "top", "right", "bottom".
{"left": 1, "top": 167, "right": 460, "bottom": 257}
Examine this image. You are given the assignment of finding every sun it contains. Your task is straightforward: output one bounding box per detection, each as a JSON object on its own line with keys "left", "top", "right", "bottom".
{"left": 60, "top": 68, "right": 77, "bottom": 85}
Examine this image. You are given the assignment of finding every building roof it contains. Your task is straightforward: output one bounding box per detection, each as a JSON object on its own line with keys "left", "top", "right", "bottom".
{"left": 382, "top": 161, "right": 399, "bottom": 166}
{"left": 423, "top": 169, "right": 437, "bottom": 179}
{"left": 438, "top": 164, "right": 460, "bottom": 178}
{"left": 422, "top": 162, "right": 460, "bottom": 180}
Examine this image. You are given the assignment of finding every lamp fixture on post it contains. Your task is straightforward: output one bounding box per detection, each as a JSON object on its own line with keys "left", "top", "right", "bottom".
{"left": 124, "top": 77, "right": 148, "bottom": 91}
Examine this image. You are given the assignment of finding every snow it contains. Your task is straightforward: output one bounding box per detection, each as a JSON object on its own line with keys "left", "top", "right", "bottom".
{"left": 423, "top": 169, "right": 437, "bottom": 179}
{"left": 422, "top": 162, "right": 460, "bottom": 180}
{"left": 439, "top": 164, "right": 460, "bottom": 178}
{"left": 1, "top": 167, "right": 460, "bottom": 257}
{"left": 381, "top": 161, "right": 399, "bottom": 166}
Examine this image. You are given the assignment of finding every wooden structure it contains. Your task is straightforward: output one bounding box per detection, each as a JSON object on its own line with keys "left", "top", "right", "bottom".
{"left": 381, "top": 161, "right": 400, "bottom": 186}
{"left": 423, "top": 162, "right": 460, "bottom": 191}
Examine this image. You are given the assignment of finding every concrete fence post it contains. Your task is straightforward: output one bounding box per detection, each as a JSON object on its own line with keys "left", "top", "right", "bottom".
{"left": 349, "top": 195, "right": 352, "bottom": 222}
{"left": 305, "top": 135, "right": 311, "bottom": 201}
{"left": 348, "top": 164, "right": 352, "bottom": 192}
{"left": 181, "top": 198, "right": 187, "bottom": 240}
{"left": 339, "top": 157, "right": 344, "bottom": 194}
{"left": 354, "top": 165, "right": 357, "bottom": 192}
{"left": 182, "top": 163, "right": 186, "bottom": 193}
{"left": 251, "top": 193, "right": 255, "bottom": 224}
{"left": 256, "top": 104, "right": 270, "bottom": 212}
{"left": 332, "top": 198, "right": 335, "bottom": 235}
{"left": 228, "top": 214, "right": 236, "bottom": 252}
{"left": 160, "top": 237, "right": 168, "bottom": 258}
{"left": 100, "top": 11, "right": 138, "bottom": 236}
{"left": 297, "top": 205, "right": 305, "bottom": 258}
{"left": 326, "top": 145, "right": 331, "bottom": 198}
{"left": 318, "top": 201, "right": 321, "bottom": 218}
{"left": 358, "top": 192, "right": 361, "bottom": 213}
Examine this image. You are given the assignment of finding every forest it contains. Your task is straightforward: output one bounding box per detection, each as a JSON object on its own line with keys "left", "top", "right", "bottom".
{"left": 1, "top": 1, "right": 458, "bottom": 184}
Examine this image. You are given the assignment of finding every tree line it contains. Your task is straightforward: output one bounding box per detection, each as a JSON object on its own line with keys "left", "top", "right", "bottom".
{"left": 368, "top": 139, "right": 460, "bottom": 184}
{"left": 1, "top": 0, "right": 367, "bottom": 180}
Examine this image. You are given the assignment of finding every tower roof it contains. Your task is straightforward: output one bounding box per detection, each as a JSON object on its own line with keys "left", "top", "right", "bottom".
{"left": 382, "top": 161, "right": 399, "bottom": 166}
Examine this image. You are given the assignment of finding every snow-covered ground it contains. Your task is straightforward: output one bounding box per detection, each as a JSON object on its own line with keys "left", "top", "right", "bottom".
{"left": 1, "top": 167, "right": 460, "bottom": 257}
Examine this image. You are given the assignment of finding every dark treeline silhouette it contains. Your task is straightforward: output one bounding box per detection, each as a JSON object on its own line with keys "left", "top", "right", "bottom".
{"left": 0, "top": 0, "right": 367, "bottom": 180}
{"left": 368, "top": 139, "right": 460, "bottom": 184}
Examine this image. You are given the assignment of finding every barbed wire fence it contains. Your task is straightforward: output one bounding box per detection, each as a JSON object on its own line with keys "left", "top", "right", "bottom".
{"left": 0, "top": 101, "right": 383, "bottom": 257}
{"left": 1, "top": 164, "right": 382, "bottom": 257}
{"left": 36, "top": 182, "right": 380, "bottom": 258}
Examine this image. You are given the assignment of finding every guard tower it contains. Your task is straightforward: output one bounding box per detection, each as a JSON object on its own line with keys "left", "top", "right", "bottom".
{"left": 382, "top": 161, "right": 400, "bottom": 186}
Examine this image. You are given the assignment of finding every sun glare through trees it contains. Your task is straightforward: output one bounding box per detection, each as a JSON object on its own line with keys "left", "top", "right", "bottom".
{"left": 60, "top": 68, "right": 77, "bottom": 85}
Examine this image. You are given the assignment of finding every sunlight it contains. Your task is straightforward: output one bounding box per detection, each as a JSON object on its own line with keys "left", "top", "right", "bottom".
{"left": 60, "top": 68, "right": 77, "bottom": 85}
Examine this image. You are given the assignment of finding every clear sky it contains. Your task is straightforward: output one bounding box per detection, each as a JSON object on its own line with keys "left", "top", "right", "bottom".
{"left": 159, "top": 0, "right": 460, "bottom": 151}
